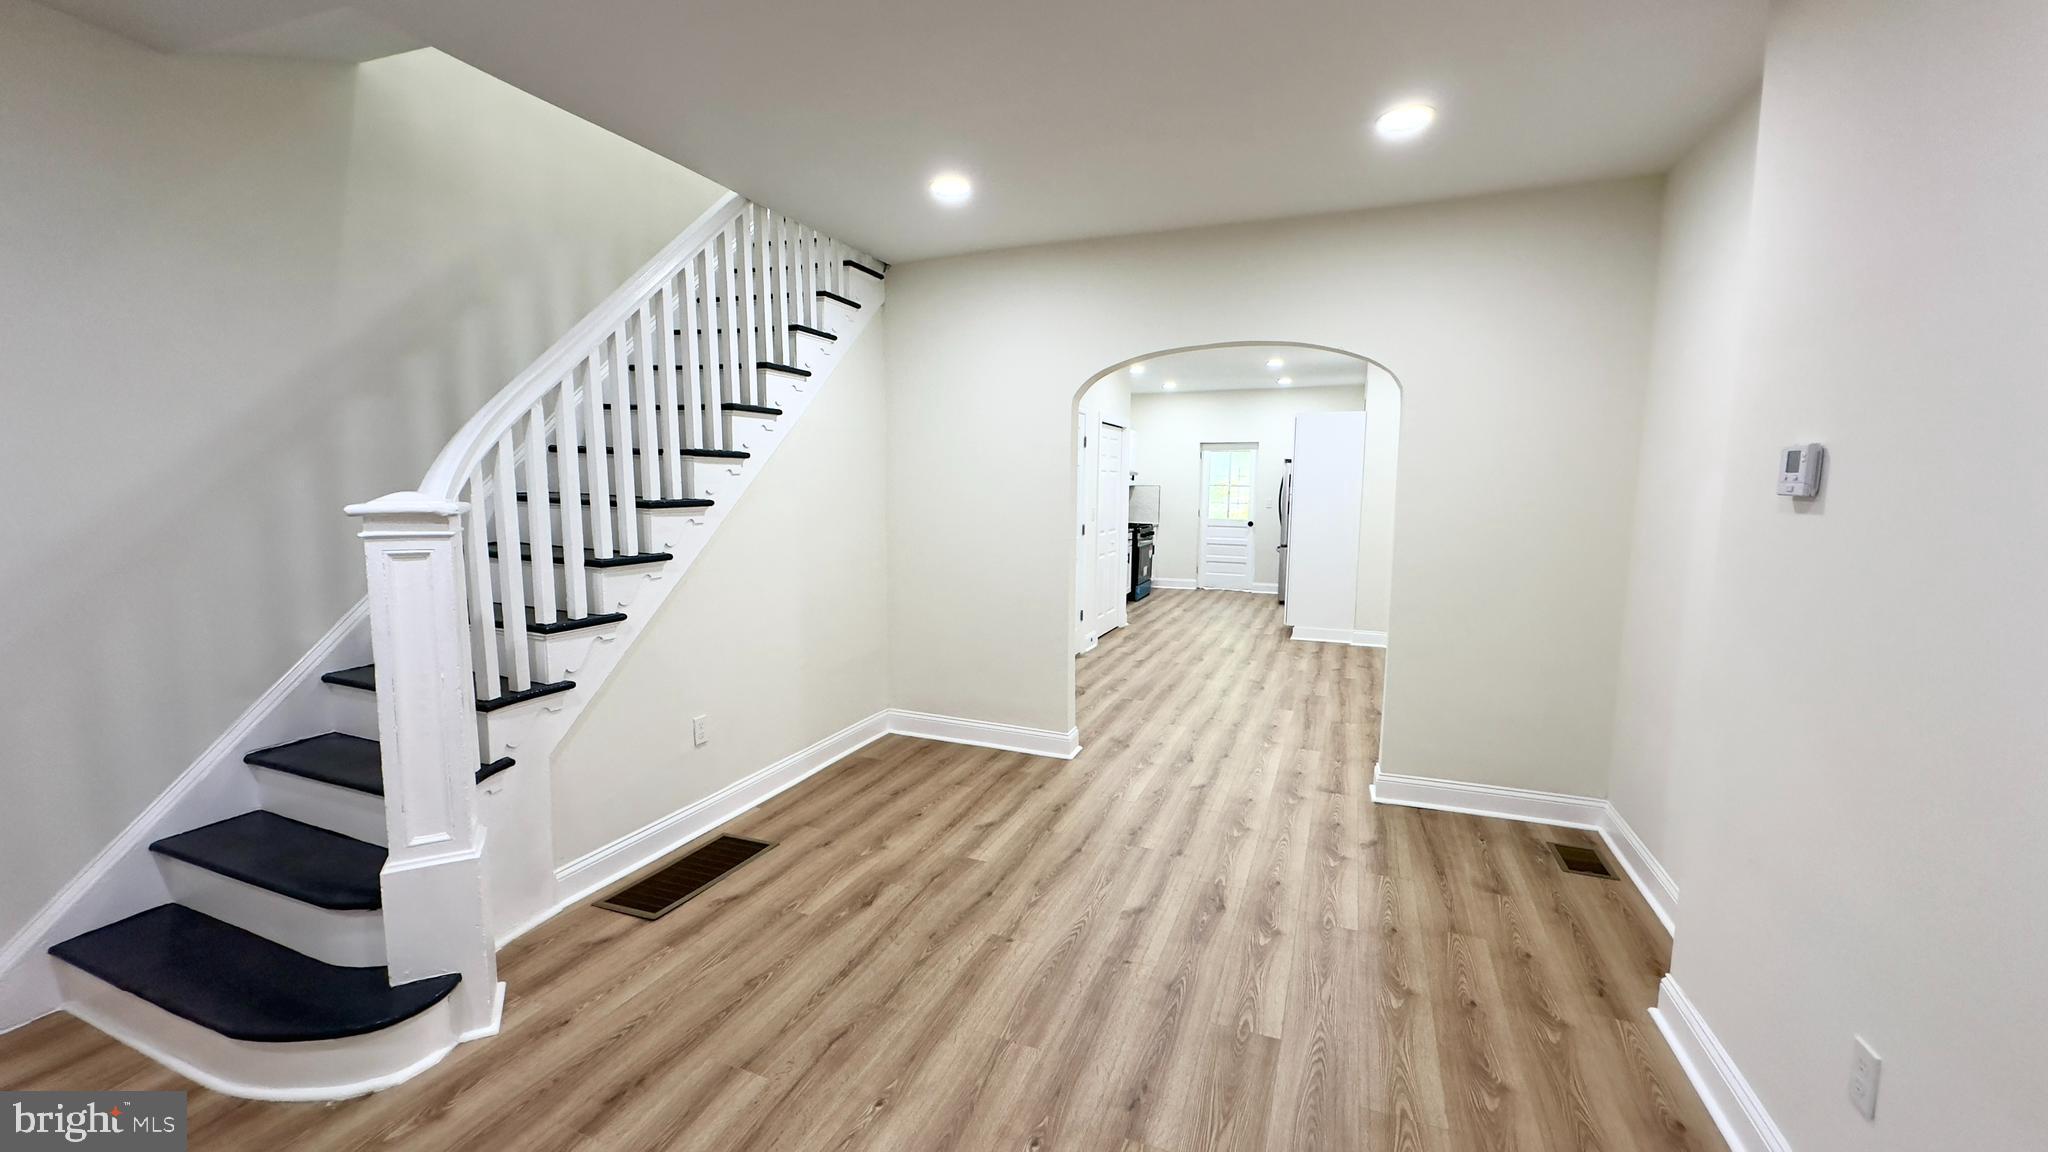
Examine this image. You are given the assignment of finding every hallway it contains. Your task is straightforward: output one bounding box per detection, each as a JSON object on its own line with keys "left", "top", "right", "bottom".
{"left": 1, "top": 589, "right": 1719, "bottom": 1150}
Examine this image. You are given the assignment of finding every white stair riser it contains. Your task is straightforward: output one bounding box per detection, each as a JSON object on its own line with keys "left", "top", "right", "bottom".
{"left": 507, "top": 556, "right": 672, "bottom": 617}
{"left": 156, "top": 856, "right": 384, "bottom": 968}
{"left": 722, "top": 408, "right": 781, "bottom": 448}
{"left": 320, "top": 680, "right": 382, "bottom": 740}
{"left": 492, "top": 618, "right": 625, "bottom": 683}
{"left": 55, "top": 965, "right": 466, "bottom": 1102}
{"left": 539, "top": 455, "right": 738, "bottom": 500}
{"left": 819, "top": 296, "right": 863, "bottom": 331}
{"left": 251, "top": 767, "right": 386, "bottom": 846}
{"left": 531, "top": 502, "right": 714, "bottom": 551}
{"left": 840, "top": 269, "right": 885, "bottom": 311}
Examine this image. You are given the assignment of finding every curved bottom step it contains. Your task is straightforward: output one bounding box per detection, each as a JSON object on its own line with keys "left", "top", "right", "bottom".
{"left": 49, "top": 905, "right": 499, "bottom": 1101}
{"left": 55, "top": 963, "right": 492, "bottom": 1102}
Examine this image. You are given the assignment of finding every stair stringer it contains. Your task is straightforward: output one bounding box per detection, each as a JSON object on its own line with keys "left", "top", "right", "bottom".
{"left": 474, "top": 275, "right": 883, "bottom": 946}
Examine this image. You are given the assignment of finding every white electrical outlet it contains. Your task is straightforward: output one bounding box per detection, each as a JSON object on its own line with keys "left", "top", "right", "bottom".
{"left": 691, "top": 715, "right": 710, "bottom": 748}
{"left": 1848, "top": 1036, "right": 1881, "bottom": 1121}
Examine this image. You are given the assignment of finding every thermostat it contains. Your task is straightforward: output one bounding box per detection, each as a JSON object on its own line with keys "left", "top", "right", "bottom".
{"left": 1777, "top": 443, "right": 1824, "bottom": 497}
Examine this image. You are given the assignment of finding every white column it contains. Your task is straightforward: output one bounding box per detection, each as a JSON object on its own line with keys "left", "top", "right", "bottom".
{"left": 345, "top": 492, "right": 503, "bottom": 1039}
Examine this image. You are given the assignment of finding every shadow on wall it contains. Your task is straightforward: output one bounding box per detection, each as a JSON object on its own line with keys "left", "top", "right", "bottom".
{"left": 0, "top": 14, "right": 724, "bottom": 943}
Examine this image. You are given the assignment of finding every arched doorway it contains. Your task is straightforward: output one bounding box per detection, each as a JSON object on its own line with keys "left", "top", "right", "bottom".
{"left": 1068, "top": 341, "right": 1402, "bottom": 768}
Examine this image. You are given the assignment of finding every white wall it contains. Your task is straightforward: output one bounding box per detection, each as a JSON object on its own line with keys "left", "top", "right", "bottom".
{"left": 1649, "top": 1, "right": 2048, "bottom": 1147}
{"left": 1355, "top": 366, "right": 1402, "bottom": 635}
{"left": 550, "top": 329, "right": 892, "bottom": 865}
{"left": 1605, "top": 97, "right": 1759, "bottom": 893}
{"left": 883, "top": 178, "right": 1661, "bottom": 796}
{"left": 1129, "top": 384, "right": 1364, "bottom": 589}
{"left": 0, "top": 0, "right": 726, "bottom": 943}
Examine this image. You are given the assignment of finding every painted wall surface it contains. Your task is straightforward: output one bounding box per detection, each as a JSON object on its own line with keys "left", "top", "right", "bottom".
{"left": 1604, "top": 97, "right": 1759, "bottom": 894}
{"left": 884, "top": 179, "right": 1661, "bottom": 796}
{"left": 0, "top": 0, "right": 726, "bottom": 943}
{"left": 551, "top": 329, "right": 892, "bottom": 864}
{"left": 1354, "top": 367, "right": 1402, "bottom": 635}
{"left": 1128, "top": 384, "right": 1364, "bottom": 589}
{"left": 1664, "top": 1, "right": 2048, "bottom": 1147}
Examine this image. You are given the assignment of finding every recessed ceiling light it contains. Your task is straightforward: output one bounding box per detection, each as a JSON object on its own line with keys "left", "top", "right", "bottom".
{"left": 1163, "top": 380, "right": 1178, "bottom": 391}
{"left": 1129, "top": 363, "right": 1147, "bottom": 376}
{"left": 1374, "top": 102, "right": 1437, "bottom": 141}
{"left": 1277, "top": 376, "right": 1294, "bottom": 386}
{"left": 1266, "top": 357, "right": 1285, "bottom": 370}
{"left": 928, "top": 172, "right": 973, "bottom": 206}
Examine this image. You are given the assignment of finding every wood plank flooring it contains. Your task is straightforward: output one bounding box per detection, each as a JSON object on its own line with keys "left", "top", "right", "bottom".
{"left": 0, "top": 588, "right": 1723, "bottom": 1151}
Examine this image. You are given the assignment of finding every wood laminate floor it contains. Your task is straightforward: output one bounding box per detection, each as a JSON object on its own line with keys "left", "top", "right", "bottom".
{"left": 1, "top": 589, "right": 1723, "bottom": 1151}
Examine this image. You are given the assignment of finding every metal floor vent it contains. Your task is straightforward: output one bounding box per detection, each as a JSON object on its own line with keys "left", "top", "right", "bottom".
{"left": 1551, "top": 842, "right": 1617, "bottom": 880}
{"left": 596, "top": 835, "right": 773, "bottom": 920}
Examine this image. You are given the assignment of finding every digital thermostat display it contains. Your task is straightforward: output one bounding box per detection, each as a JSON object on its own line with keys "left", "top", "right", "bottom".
{"left": 1777, "top": 443, "right": 1824, "bottom": 498}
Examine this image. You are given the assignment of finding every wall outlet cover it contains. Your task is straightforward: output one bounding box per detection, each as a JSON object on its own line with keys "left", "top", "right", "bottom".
{"left": 691, "top": 715, "right": 710, "bottom": 748}
{"left": 1849, "top": 1035, "right": 1881, "bottom": 1121}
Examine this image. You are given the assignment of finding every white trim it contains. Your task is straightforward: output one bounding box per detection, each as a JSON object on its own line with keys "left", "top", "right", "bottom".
{"left": 1371, "top": 769, "right": 1606, "bottom": 829}
{"left": 1599, "top": 803, "right": 1680, "bottom": 936}
{"left": 1292, "top": 625, "right": 1388, "bottom": 648}
{"left": 0, "top": 600, "right": 370, "bottom": 1032}
{"left": 1649, "top": 976, "right": 1792, "bottom": 1152}
{"left": 1249, "top": 581, "right": 1279, "bottom": 595}
{"left": 1150, "top": 576, "right": 1197, "bottom": 590}
{"left": 1370, "top": 769, "right": 1679, "bottom": 936}
{"left": 885, "top": 709, "right": 1082, "bottom": 760}
{"left": 530, "top": 711, "right": 894, "bottom": 940}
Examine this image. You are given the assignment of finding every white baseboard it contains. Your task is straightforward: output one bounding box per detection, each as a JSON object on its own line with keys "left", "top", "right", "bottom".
{"left": 1250, "top": 581, "right": 1279, "bottom": 595}
{"left": 1290, "top": 625, "right": 1387, "bottom": 648}
{"left": 1370, "top": 769, "right": 1678, "bottom": 936}
{"left": 1650, "top": 976, "right": 1792, "bottom": 1152}
{"left": 537, "top": 710, "right": 894, "bottom": 933}
{"left": 1150, "top": 576, "right": 1197, "bottom": 590}
{"left": 0, "top": 600, "right": 371, "bottom": 1033}
{"left": 886, "top": 709, "right": 1082, "bottom": 760}
{"left": 1152, "top": 577, "right": 1280, "bottom": 597}
{"left": 527, "top": 705, "right": 1079, "bottom": 944}
{"left": 1599, "top": 803, "right": 1679, "bottom": 936}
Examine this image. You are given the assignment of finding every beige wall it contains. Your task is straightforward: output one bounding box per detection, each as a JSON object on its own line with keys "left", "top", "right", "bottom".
{"left": 1653, "top": 0, "right": 2048, "bottom": 1147}
{"left": 883, "top": 178, "right": 1662, "bottom": 793}
{"left": 551, "top": 330, "right": 892, "bottom": 864}
{"left": 1355, "top": 367, "right": 1402, "bottom": 635}
{"left": 1605, "top": 97, "right": 1759, "bottom": 892}
{"left": 1129, "top": 384, "right": 1365, "bottom": 589}
{"left": 0, "top": 0, "right": 725, "bottom": 941}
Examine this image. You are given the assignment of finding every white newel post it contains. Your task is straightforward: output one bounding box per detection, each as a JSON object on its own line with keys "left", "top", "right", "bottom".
{"left": 345, "top": 492, "right": 504, "bottom": 1040}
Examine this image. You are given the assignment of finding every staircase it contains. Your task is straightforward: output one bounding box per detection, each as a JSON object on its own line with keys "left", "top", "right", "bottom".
{"left": 31, "top": 194, "right": 884, "bottom": 1099}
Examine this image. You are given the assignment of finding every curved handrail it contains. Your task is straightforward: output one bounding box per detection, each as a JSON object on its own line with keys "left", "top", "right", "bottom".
{"left": 416, "top": 192, "right": 747, "bottom": 500}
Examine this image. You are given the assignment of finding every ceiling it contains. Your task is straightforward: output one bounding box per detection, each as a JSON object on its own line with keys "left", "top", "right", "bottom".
{"left": 42, "top": 0, "right": 1768, "bottom": 263}
{"left": 1124, "top": 345, "right": 1368, "bottom": 396}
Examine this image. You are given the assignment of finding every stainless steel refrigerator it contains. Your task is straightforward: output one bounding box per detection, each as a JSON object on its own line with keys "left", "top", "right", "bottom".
{"left": 1276, "top": 458, "right": 1292, "bottom": 605}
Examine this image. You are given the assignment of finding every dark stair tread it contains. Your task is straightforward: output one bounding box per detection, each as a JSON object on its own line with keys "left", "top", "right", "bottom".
{"left": 722, "top": 403, "right": 783, "bottom": 416}
{"left": 548, "top": 445, "right": 750, "bottom": 460}
{"left": 48, "top": 905, "right": 459, "bottom": 1043}
{"left": 245, "top": 731, "right": 513, "bottom": 791}
{"left": 842, "top": 259, "right": 885, "bottom": 280}
{"left": 484, "top": 540, "right": 674, "bottom": 568}
{"left": 789, "top": 323, "right": 837, "bottom": 341}
{"left": 244, "top": 731, "right": 384, "bottom": 795}
{"left": 816, "top": 289, "right": 862, "bottom": 309}
{"left": 492, "top": 603, "right": 628, "bottom": 636}
{"left": 514, "top": 490, "right": 714, "bottom": 511}
{"left": 322, "top": 663, "right": 577, "bottom": 713}
{"left": 755, "top": 361, "right": 811, "bottom": 377}
{"left": 150, "top": 812, "right": 384, "bottom": 910}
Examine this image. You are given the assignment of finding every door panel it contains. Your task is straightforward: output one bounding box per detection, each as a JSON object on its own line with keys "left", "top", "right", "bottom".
{"left": 1094, "top": 423, "right": 1128, "bottom": 635}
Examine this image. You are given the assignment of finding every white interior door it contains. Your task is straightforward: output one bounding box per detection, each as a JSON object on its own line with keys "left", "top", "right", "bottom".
{"left": 1094, "top": 422, "right": 1129, "bottom": 635}
{"left": 1198, "top": 444, "right": 1257, "bottom": 590}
